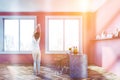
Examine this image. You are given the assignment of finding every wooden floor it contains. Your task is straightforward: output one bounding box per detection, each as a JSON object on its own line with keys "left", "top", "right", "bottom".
{"left": 0, "top": 64, "right": 120, "bottom": 80}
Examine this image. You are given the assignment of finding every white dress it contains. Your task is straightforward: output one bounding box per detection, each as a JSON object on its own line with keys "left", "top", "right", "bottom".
{"left": 32, "top": 38, "right": 41, "bottom": 57}
{"left": 32, "top": 37, "right": 41, "bottom": 74}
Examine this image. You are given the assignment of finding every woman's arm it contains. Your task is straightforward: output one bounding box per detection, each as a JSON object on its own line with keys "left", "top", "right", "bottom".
{"left": 37, "top": 24, "right": 41, "bottom": 39}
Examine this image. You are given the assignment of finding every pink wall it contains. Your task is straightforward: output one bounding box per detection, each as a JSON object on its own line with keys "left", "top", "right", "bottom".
{"left": 0, "top": 12, "right": 94, "bottom": 65}
{"left": 93, "top": 14, "right": 120, "bottom": 76}
{"left": 96, "top": 0, "right": 120, "bottom": 34}
{"left": 0, "top": 54, "right": 33, "bottom": 64}
{"left": 106, "top": 14, "right": 120, "bottom": 33}
{"left": 93, "top": 39, "right": 120, "bottom": 76}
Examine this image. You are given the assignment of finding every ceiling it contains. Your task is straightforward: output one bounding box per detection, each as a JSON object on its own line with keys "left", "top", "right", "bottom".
{"left": 0, "top": 0, "right": 108, "bottom": 12}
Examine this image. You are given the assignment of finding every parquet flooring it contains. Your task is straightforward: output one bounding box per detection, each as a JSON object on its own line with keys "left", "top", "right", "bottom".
{"left": 0, "top": 64, "right": 119, "bottom": 80}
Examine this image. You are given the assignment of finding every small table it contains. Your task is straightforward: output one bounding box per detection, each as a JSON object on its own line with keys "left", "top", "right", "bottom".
{"left": 69, "top": 53, "right": 88, "bottom": 79}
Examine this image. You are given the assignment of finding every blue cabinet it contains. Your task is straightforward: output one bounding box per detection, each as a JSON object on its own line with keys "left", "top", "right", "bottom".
{"left": 69, "top": 54, "right": 88, "bottom": 78}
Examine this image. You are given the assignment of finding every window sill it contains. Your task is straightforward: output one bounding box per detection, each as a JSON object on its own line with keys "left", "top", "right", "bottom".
{"left": 45, "top": 51, "right": 69, "bottom": 54}
{"left": 0, "top": 51, "right": 32, "bottom": 54}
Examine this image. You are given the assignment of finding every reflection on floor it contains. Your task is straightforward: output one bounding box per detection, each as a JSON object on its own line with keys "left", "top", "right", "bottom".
{"left": 0, "top": 64, "right": 120, "bottom": 80}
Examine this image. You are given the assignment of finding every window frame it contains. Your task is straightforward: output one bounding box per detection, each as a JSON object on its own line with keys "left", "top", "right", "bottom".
{"left": 45, "top": 16, "right": 83, "bottom": 54}
{"left": 0, "top": 16, "right": 37, "bottom": 54}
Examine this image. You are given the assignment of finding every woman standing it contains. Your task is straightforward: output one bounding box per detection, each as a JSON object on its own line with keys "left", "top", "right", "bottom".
{"left": 32, "top": 25, "right": 41, "bottom": 75}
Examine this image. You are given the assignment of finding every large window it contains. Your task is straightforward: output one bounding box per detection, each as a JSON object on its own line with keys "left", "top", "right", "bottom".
{"left": 4, "top": 19, "right": 19, "bottom": 51}
{"left": 0, "top": 16, "right": 36, "bottom": 53}
{"left": 46, "top": 16, "right": 82, "bottom": 54}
